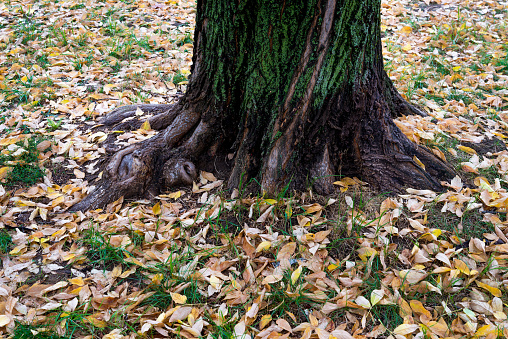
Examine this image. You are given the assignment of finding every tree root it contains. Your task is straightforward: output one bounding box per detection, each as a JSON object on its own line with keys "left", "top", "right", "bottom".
{"left": 359, "top": 139, "right": 457, "bottom": 193}
{"left": 100, "top": 104, "right": 184, "bottom": 132}
{"left": 101, "top": 104, "right": 174, "bottom": 126}
{"left": 383, "top": 72, "right": 428, "bottom": 118}
{"left": 69, "top": 109, "right": 202, "bottom": 211}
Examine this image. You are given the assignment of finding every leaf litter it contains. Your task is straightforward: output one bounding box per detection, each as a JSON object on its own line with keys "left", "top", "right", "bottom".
{"left": 0, "top": 0, "right": 507, "bottom": 338}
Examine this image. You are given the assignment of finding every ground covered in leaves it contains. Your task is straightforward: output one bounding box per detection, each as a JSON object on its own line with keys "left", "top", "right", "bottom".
{"left": 0, "top": 0, "right": 508, "bottom": 338}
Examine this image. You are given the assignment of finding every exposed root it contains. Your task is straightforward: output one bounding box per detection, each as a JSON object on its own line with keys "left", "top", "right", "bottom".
{"left": 100, "top": 104, "right": 175, "bottom": 126}
{"left": 359, "top": 141, "right": 456, "bottom": 193}
{"left": 383, "top": 72, "right": 428, "bottom": 118}
{"left": 69, "top": 109, "right": 203, "bottom": 211}
{"left": 162, "top": 158, "right": 198, "bottom": 187}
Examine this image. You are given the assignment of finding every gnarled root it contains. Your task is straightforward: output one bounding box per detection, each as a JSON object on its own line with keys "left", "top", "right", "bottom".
{"left": 100, "top": 104, "right": 182, "bottom": 132}
{"left": 69, "top": 109, "right": 202, "bottom": 211}
{"left": 163, "top": 158, "right": 197, "bottom": 187}
{"left": 359, "top": 139, "right": 457, "bottom": 193}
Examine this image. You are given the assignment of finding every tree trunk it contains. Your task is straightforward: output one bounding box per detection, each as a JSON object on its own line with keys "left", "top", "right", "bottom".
{"left": 70, "top": 0, "right": 455, "bottom": 211}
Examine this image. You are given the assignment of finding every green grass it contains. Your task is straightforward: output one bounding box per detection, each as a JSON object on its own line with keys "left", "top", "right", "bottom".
{"left": 46, "top": 118, "right": 63, "bottom": 132}
{"left": 0, "top": 134, "right": 49, "bottom": 187}
{"left": 172, "top": 70, "right": 187, "bottom": 85}
{"left": 426, "top": 202, "right": 494, "bottom": 240}
{"left": 80, "top": 225, "right": 134, "bottom": 270}
{"left": 12, "top": 323, "right": 65, "bottom": 339}
{"left": 0, "top": 229, "right": 13, "bottom": 254}
{"left": 264, "top": 267, "right": 320, "bottom": 320}
{"left": 13, "top": 306, "right": 132, "bottom": 338}
{"left": 494, "top": 53, "right": 508, "bottom": 75}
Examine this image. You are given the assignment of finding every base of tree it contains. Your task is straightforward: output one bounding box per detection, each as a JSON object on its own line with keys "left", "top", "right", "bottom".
{"left": 69, "top": 0, "right": 458, "bottom": 212}
{"left": 69, "top": 84, "right": 455, "bottom": 212}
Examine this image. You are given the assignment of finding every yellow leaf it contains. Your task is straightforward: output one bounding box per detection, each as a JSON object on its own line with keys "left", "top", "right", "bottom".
{"left": 51, "top": 195, "right": 65, "bottom": 207}
{"left": 357, "top": 247, "right": 377, "bottom": 261}
{"left": 9, "top": 245, "right": 25, "bottom": 256}
{"left": 410, "top": 300, "right": 432, "bottom": 319}
{"left": 170, "top": 292, "right": 187, "bottom": 304}
{"left": 152, "top": 273, "right": 163, "bottom": 285}
{"left": 84, "top": 314, "right": 107, "bottom": 328}
{"left": 168, "top": 190, "right": 182, "bottom": 199}
{"left": 477, "top": 281, "right": 502, "bottom": 297}
{"left": 476, "top": 324, "right": 496, "bottom": 337}
{"left": 493, "top": 311, "right": 507, "bottom": 320}
{"left": 454, "top": 259, "right": 471, "bottom": 275}
{"left": 141, "top": 119, "right": 151, "bottom": 130}
{"left": 291, "top": 266, "right": 302, "bottom": 285}
{"left": 458, "top": 145, "right": 477, "bottom": 155}
{"left": 119, "top": 267, "right": 136, "bottom": 278}
{"left": 256, "top": 241, "right": 271, "bottom": 252}
{"left": 112, "top": 266, "right": 122, "bottom": 278}
{"left": 285, "top": 204, "right": 292, "bottom": 218}
{"left": 401, "top": 26, "right": 413, "bottom": 34}
{"left": 327, "top": 263, "right": 339, "bottom": 272}
{"left": 103, "top": 83, "right": 116, "bottom": 94}
{"left": 69, "top": 277, "right": 85, "bottom": 286}
{"left": 370, "top": 289, "right": 384, "bottom": 307}
{"left": 264, "top": 199, "right": 277, "bottom": 205}
{"left": 402, "top": 43, "right": 412, "bottom": 52}
{"left": 413, "top": 156, "right": 425, "bottom": 170}
{"left": 0, "top": 315, "right": 10, "bottom": 327}
{"left": 259, "top": 314, "right": 272, "bottom": 330}
{"left": 452, "top": 66, "right": 461, "bottom": 72}
{"left": 209, "top": 275, "right": 221, "bottom": 289}
{"left": 393, "top": 324, "right": 419, "bottom": 335}
{"left": 152, "top": 202, "right": 161, "bottom": 215}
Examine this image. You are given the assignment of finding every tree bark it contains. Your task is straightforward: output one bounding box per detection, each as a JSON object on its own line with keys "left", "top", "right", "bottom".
{"left": 70, "top": 0, "right": 455, "bottom": 211}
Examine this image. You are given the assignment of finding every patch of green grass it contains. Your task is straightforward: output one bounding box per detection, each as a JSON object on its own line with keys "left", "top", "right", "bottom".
{"left": 7, "top": 164, "right": 44, "bottom": 187}
{"left": 172, "top": 70, "right": 187, "bottom": 85}
{"left": 80, "top": 225, "right": 134, "bottom": 270}
{"left": 406, "top": 71, "right": 428, "bottom": 100}
{"left": 35, "top": 53, "right": 51, "bottom": 69}
{"left": 494, "top": 53, "right": 508, "bottom": 75}
{"left": 46, "top": 118, "right": 63, "bottom": 132}
{"left": 446, "top": 90, "right": 473, "bottom": 105}
{"left": 75, "top": 32, "right": 89, "bottom": 47}
{"left": 424, "top": 94, "right": 445, "bottom": 106}
{"left": 0, "top": 87, "right": 30, "bottom": 104}
{"left": 176, "top": 32, "right": 193, "bottom": 46}
{"left": 139, "top": 248, "right": 210, "bottom": 309}
{"left": 371, "top": 304, "right": 404, "bottom": 332}
{"left": 0, "top": 134, "right": 49, "bottom": 187}
{"left": 104, "top": 19, "right": 124, "bottom": 37}
{"left": 12, "top": 323, "right": 65, "bottom": 339}
{"left": 13, "top": 18, "right": 42, "bottom": 45}
{"left": 264, "top": 267, "right": 318, "bottom": 320}
{"left": 69, "top": 3, "right": 85, "bottom": 10}
{"left": 479, "top": 50, "right": 493, "bottom": 66}
{"left": 204, "top": 315, "right": 238, "bottom": 339}
{"left": 426, "top": 203, "right": 494, "bottom": 240}
{"left": 143, "top": 279, "right": 205, "bottom": 309}
{"left": 0, "top": 229, "right": 13, "bottom": 254}
{"left": 49, "top": 25, "right": 68, "bottom": 46}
